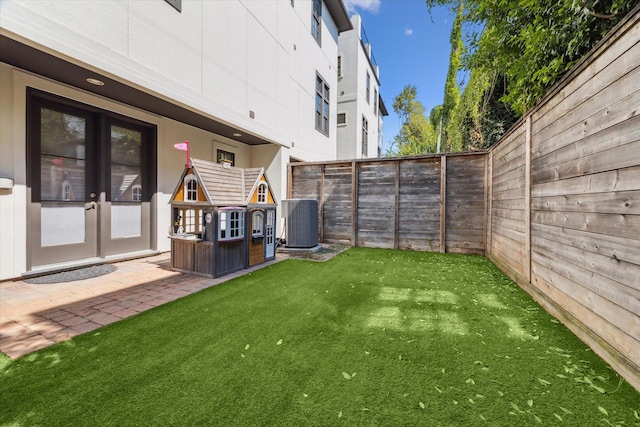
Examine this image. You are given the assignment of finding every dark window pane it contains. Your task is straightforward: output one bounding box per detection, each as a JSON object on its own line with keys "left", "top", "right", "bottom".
{"left": 111, "top": 164, "right": 141, "bottom": 201}
{"left": 111, "top": 125, "right": 142, "bottom": 202}
{"left": 40, "top": 108, "right": 86, "bottom": 158}
{"left": 40, "top": 155, "right": 86, "bottom": 201}
{"left": 111, "top": 125, "right": 141, "bottom": 166}
{"left": 39, "top": 108, "right": 87, "bottom": 201}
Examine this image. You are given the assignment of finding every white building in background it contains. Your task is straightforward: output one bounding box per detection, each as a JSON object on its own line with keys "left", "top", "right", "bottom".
{"left": 0, "top": 0, "right": 352, "bottom": 280}
{"left": 336, "top": 14, "right": 388, "bottom": 159}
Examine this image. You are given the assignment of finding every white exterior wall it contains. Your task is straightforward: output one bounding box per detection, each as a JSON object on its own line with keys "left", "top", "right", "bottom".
{"left": 336, "top": 14, "right": 381, "bottom": 160}
{"left": 0, "top": 0, "right": 344, "bottom": 280}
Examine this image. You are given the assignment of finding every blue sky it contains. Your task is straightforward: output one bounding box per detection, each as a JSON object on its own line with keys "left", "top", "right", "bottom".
{"left": 343, "top": 0, "right": 460, "bottom": 153}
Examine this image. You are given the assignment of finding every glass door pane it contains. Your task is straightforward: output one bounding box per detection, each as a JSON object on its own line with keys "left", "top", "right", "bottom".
{"left": 110, "top": 125, "right": 142, "bottom": 238}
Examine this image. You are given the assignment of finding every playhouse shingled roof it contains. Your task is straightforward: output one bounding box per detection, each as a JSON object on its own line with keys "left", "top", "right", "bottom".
{"left": 170, "top": 158, "right": 274, "bottom": 207}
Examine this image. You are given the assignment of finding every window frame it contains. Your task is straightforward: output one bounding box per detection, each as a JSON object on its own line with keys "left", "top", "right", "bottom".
{"left": 337, "top": 112, "right": 347, "bottom": 126}
{"left": 184, "top": 174, "right": 198, "bottom": 202}
{"left": 311, "top": 0, "right": 322, "bottom": 45}
{"left": 315, "top": 73, "right": 330, "bottom": 136}
{"left": 337, "top": 55, "right": 343, "bottom": 78}
{"left": 366, "top": 72, "right": 371, "bottom": 104}
{"left": 218, "top": 208, "right": 245, "bottom": 242}
{"left": 176, "top": 207, "right": 202, "bottom": 235}
{"left": 257, "top": 183, "right": 268, "bottom": 204}
{"left": 362, "top": 115, "right": 369, "bottom": 158}
{"left": 374, "top": 88, "right": 378, "bottom": 116}
{"left": 216, "top": 149, "right": 235, "bottom": 166}
{"left": 252, "top": 210, "right": 264, "bottom": 238}
{"left": 132, "top": 185, "right": 142, "bottom": 202}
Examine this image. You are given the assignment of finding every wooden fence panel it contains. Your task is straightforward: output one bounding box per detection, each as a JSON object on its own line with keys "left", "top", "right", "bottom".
{"left": 323, "top": 163, "right": 353, "bottom": 242}
{"left": 290, "top": 164, "right": 322, "bottom": 200}
{"left": 398, "top": 158, "right": 442, "bottom": 251}
{"left": 445, "top": 155, "right": 486, "bottom": 254}
{"left": 489, "top": 122, "right": 528, "bottom": 276}
{"left": 356, "top": 161, "right": 397, "bottom": 249}
{"left": 498, "top": 9, "right": 640, "bottom": 391}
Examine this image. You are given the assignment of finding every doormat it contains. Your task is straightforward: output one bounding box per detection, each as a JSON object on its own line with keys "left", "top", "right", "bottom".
{"left": 25, "top": 264, "right": 117, "bottom": 284}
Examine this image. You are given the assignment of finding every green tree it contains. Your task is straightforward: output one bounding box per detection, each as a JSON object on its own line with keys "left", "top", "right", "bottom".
{"left": 440, "top": 0, "right": 464, "bottom": 152}
{"left": 446, "top": 69, "right": 518, "bottom": 151}
{"left": 387, "top": 85, "right": 437, "bottom": 156}
{"left": 425, "top": 0, "right": 636, "bottom": 145}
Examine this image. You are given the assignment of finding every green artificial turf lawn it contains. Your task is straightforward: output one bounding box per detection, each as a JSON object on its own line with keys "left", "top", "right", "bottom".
{"left": 1, "top": 248, "right": 639, "bottom": 426}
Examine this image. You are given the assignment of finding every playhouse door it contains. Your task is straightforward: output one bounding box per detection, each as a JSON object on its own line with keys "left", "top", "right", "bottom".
{"left": 27, "top": 93, "right": 155, "bottom": 270}
{"left": 265, "top": 209, "right": 275, "bottom": 259}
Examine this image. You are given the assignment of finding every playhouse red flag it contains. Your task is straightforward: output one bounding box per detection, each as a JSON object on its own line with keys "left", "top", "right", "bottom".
{"left": 173, "top": 140, "right": 190, "bottom": 167}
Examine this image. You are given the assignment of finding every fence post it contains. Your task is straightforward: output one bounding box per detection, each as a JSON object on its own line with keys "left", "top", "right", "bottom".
{"left": 394, "top": 160, "right": 400, "bottom": 250}
{"left": 525, "top": 116, "right": 532, "bottom": 282}
{"left": 486, "top": 151, "right": 493, "bottom": 255}
{"left": 351, "top": 161, "right": 358, "bottom": 247}
{"left": 440, "top": 155, "right": 447, "bottom": 253}
{"left": 319, "top": 164, "right": 325, "bottom": 243}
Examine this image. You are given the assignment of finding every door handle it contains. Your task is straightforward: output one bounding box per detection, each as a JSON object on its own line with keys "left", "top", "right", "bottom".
{"left": 86, "top": 202, "right": 96, "bottom": 211}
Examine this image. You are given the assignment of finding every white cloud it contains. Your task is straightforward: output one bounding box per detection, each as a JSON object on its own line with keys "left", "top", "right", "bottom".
{"left": 404, "top": 27, "right": 414, "bottom": 36}
{"left": 343, "top": 0, "right": 381, "bottom": 14}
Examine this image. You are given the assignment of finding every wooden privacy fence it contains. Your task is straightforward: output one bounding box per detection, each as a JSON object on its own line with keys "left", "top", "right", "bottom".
{"left": 289, "top": 6, "right": 640, "bottom": 391}
{"left": 485, "top": 7, "right": 640, "bottom": 392}
{"left": 288, "top": 152, "right": 486, "bottom": 254}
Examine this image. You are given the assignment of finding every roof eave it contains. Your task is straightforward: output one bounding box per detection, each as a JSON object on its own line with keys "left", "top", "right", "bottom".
{"left": 325, "top": 0, "right": 353, "bottom": 33}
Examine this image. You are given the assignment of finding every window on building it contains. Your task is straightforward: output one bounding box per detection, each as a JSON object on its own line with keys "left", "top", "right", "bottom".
{"left": 362, "top": 116, "right": 368, "bottom": 157}
{"left": 184, "top": 174, "right": 198, "bottom": 202}
{"left": 311, "top": 0, "right": 322, "bottom": 45}
{"left": 337, "top": 55, "right": 343, "bottom": 78}
{"left": 366, "top": 72, "right": 371, "bottom": 104}
{"left": 315, "top": 73, "right": 330, "bottom": 136}
{"left": 252, "top": 211, "right": 264, "bottom": 237}
{"left": 218, "top": 209, "right": 245, "bottom": 242}
{"left": 257, "top": 183, "right": 268, "bottom": 204}
{"left": 374, "top": 88, "right": 378, "bottom": 116}
{"left": 217, "top": 149, "right": 235, "bottom": 166}
{"left": 337, "top": 113, "right": 347, "bottom": 126}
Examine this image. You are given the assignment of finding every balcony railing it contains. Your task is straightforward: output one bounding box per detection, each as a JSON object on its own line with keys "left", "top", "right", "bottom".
{"left": 360, "top": 24, "right": 378, "bottom": 71}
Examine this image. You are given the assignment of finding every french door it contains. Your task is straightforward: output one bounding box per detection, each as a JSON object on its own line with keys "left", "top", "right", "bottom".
{"left": 27, "top": 90, "right": 156, "bottom": 270}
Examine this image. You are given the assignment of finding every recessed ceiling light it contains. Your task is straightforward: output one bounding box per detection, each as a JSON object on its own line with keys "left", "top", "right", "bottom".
{"left": 233, "top": 133, "right": 242, "bottom": 137}
{"left": 86, "top": 78, "right": 105, "bottom": 86}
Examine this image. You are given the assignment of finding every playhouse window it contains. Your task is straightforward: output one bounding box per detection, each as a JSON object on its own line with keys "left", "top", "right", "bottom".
{"left": 61, "top": 180, "right": 73, "bottom": 201}
{"left": 252, "top": 211, "right": 264, "bottom": 237}
{"left": 182, "top": 208, "right": 202, "bottom": 233}
{"left": 219, "top": 209, "right": 244, "bottom": 242}
{"left": 184, "top": 174, "right": 197, "bottom": 202}
{"left": 257, "top": 183, "right": 267, "bottom": 204}
{"left": 132, "top": 185, "right": 142, "bottom": 202}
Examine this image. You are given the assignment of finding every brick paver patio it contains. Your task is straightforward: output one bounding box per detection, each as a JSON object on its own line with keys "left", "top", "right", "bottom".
{"left": 0, "top": 253, "right": 285, "bottom": 359}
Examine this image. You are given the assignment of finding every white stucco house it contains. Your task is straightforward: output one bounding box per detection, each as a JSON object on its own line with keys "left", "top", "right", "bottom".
{"left": 0, "top": 0, "right": 352, "bottom": 280}
{"left": 336, "top": 14, "right": 388, "bottom": 159}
